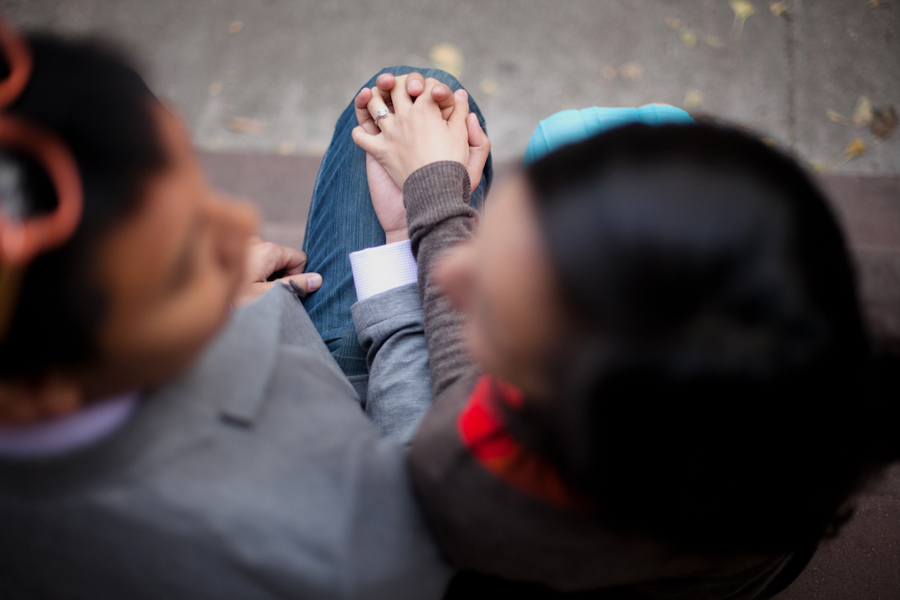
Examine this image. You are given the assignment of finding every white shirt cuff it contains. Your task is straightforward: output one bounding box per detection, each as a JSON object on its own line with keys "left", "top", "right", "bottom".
{"left": 349, "top": 240, "right": 418, "bottom": 301}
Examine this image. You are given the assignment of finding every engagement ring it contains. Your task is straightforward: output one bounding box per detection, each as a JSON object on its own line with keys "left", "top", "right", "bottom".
{"left": 375, "top": 107, "right": 389, "bottom": 126}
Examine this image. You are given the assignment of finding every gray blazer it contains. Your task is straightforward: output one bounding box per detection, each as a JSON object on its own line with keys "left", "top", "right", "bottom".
{"left": 0, "top": 284, "right": 449, "bottom": 599}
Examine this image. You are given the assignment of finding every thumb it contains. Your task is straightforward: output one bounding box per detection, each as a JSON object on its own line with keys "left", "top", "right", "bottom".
{"left": 280, "top": 273, "right": 323, "bottom": 297}
{"left": 466, "top": 112, "right": 490, "bottom": 193}
{"left": 351, "top": 125, "right": 384, "bottom": 156}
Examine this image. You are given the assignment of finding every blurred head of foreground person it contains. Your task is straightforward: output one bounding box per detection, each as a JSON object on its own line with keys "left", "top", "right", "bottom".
{"left": 437, "top": 123, "right": 899, "bottom": 554}
{"left": 0, "top": 34, "right": 258, "bottom": 415}
{"left": 0, "top": 32, "right": 452, "bottom": 599}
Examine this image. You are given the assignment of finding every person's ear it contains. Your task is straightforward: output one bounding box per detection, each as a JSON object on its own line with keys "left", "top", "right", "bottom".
{"left": 0, "top": 374, "right": 84, "bottom": 425}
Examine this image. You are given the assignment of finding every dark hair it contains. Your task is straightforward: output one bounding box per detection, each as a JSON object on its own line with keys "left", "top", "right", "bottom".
{"left": 515, "top": 123, "right": 899, "bottom": 556}
{"left": 0, "top": 34, "right": 165, "bottom": 378}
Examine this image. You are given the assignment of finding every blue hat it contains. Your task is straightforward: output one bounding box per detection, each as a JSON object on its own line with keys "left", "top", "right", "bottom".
{"left": 523, "top": 104, "right": 695, "bottom": 164}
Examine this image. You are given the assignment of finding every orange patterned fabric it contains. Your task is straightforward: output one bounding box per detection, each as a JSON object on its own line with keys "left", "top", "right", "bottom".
{"left": 457, "top": 375, "right": 587, "bottom": 508}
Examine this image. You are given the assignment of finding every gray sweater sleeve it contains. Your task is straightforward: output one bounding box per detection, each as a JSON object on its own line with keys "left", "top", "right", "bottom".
{"left": 403, "top": 161, "right": 480, "bottom": 398}
{"left": 352, "top": 283, "right": 431, "bottom": 444}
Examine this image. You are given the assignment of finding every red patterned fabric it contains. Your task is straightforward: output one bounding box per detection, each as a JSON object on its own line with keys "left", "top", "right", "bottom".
{"left": 457, "top": 375, "right": 587, "bottom": 508}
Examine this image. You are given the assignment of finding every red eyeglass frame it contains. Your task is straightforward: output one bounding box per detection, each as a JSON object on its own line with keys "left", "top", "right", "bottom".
{"left": 0, "top": 20, "right": 83, "bottom": 338}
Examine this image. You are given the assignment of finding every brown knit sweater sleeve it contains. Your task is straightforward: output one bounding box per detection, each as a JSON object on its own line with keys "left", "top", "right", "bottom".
{"left": 403, "top": 161, "right": 480, "bottom": 398}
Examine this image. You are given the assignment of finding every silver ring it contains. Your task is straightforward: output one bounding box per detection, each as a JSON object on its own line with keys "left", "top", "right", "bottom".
{"left": 374, "top": 107, "right": 389, "bottom": 127}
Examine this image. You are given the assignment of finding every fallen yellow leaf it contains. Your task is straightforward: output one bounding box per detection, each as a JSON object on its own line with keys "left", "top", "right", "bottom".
{"left": 225, "top": 116, "right": 268, "bottom": 135}
{"left": 620, "top": 62, "right": 644, "bottom": 81}
{"left": 278, "top": 141, "right": 296, "bottom": 156}
{"left": 680, "top": 29, "right": 698, "bottom": 48}
{"left": 826, "top": 110, "right": 849, "bottom": 126}
{"left": 479, "top": 79, "right": 499, "bottom": 96}
{"left": 684, "top": 89, "right": 703, "bottom": 108}
{"left": 228, "top": 20, "right": 243, "bottom": 34}
{"left": 814, "top": 138, "right": 867, "bottom": 172}
{"left": 730, "top": 0, "right": 756, "bottom": 40}
{"left": 731, "top": 0, "right": 756, "bottom": 19}
{"left": 842, "top": 138, "right": 866, "bottom": 158}
{"left": 305, "top": 139, "right": 330, "bottom": 156}
{"left": 852, "top": 96, "right": 873, "bottom": 128}
{"left": 429, "top": 44, "right": 464, "bottom": 78}
{"left": 769, "top": 1, "right": 790, "bottom": 16}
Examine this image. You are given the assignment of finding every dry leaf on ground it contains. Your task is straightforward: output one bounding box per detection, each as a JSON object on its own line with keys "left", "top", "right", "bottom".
{"left": 730, "top": 0, "right": 756, "bottom": 40}
{"left": 680, "top": 29, "right": 698, "bottom": 48}
{"left": 813, "top": 138, "right": 866, "bottom": 172}
{"left": 667, "top": 16, "right": 722, "bottom": 50}
{"left": 479, "top": 79, "right": 499, "bottom": 96}
{"left": 429, "top": 44, "right": 463, "bottom": 78}
{"left": 852, "top": 96, "right": 873, "bottom": 128}
{"left": 826, "top": 110, "right": 849, "bottom": 126}
{"left": 871, "top": 105, "right": 898, "bottom": 138}
{"left": 869, "top": 0, "right": 880, "bottom": 7}
{"left": 228, "top": 20, "right": 243, "bottom": 34}
{"left": 770, "top": 1, "right": 790, "bottom": 16}
{"left": 684, "top": 89, "right": 703, "bottom": 108}
{"left": 620, "top": 62, "right": 644, "bottom": 81}
{"left": 842, "top": 138, "right": 866, "bottom": 159}
{"left": 305, "top": 139, "right": 330, "bottom": 156}
{"left": 601, "top": 66, "right": 617, "bottom": 81}
{"left": 278, "top": 141, "right": 296, "bottom": 156}
{"left": 226, "top": 116, "right": 268, "bottom": 135}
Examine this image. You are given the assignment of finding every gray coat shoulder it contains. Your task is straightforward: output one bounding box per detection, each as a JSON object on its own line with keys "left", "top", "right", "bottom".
{"left": 0, "top": 286, "right": 450, "bottom": 600}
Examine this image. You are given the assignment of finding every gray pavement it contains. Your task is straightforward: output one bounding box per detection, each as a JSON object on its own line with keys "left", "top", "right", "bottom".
{"left": 1, "top": 0, "right": 898, "bottom": 171}
{"left": 1, "top": 1, "right": 899, "bottom": 598}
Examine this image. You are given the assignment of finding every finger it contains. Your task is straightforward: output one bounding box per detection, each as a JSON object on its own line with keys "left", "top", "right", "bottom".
{"left": 366, "top": 88, "right": 393, "bottom": 131}
{"left": 415, "top": 78, "right": 445, "bottom": 119}
{"left": 352, "top": 125, "right": 385, "bottom": 156}
{"left": 375, "top": 73, "right": 396, "bottom": 108}
{"left": 389, "top": 74, "right": 414, "bottom": 111}
{"left": 406, "top": 72, "right": 425, "bottom": 98}
{"left": 280, "top": 273, "right": 323, "bottom": 296}
{"left": 466, "top": 112, "right": 491, "bottom": 193}
{"left": 429, "top": 80, "right": 457, "bottom": 120}
{"left": 448, "top": 90, "right": 470, "bottom": 127}
{"left": 257, "top": 242, "right": 307, "bottom": 276}
{"left": 354, "top": 88, "right": 379, "bottom": 134}
{"left": 281, "top": 248, "right": 308, "bottom": 275}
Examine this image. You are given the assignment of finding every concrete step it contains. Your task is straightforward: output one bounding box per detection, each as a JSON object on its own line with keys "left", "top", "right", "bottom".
{"left": 778, "top": 465, "right": 900, "bottom": 600}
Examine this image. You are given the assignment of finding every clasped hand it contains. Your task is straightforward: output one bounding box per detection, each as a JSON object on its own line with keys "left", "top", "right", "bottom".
{"left": 351, "top": 73, "right": 490, "bottom": 243}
